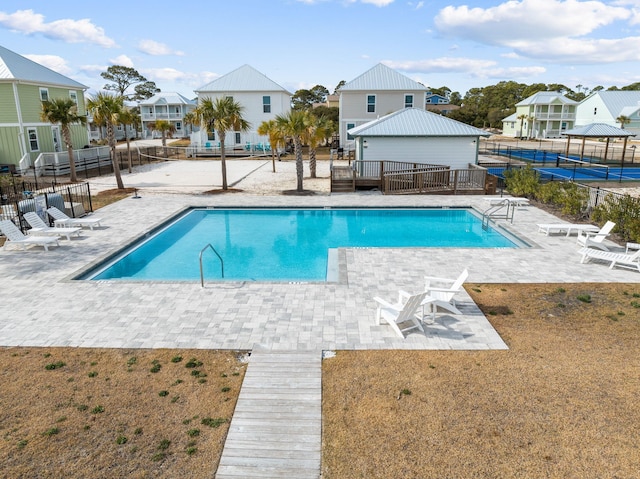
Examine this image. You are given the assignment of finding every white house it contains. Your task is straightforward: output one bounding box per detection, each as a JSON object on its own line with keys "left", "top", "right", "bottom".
{"left": 575, "top": 91, "right": 640, "bottom": 136}
{"left": 338, "top": 63, "right": 428, "bottom": 148}
{"left": 139, "top": 92, "right": 196, "bottom": 139}
{"left": 194, "top": 65, "right": 291, "bottom": 147}
{"left": 501, "top": 91, "right": 578, "bottom": 139}
{"left": 348, "top": 108, "right": 490, "bottom": 169}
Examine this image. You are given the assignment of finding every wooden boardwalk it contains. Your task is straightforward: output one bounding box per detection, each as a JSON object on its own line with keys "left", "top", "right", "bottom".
{"left": 215, "top": 350, "right": 322, "bottom": 479}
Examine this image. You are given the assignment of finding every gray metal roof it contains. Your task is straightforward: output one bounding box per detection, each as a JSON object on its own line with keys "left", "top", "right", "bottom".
{"left": 562, "top": 123, "right": 636, "bottom": 137}
{"left": 339, "top": 63, "right": 428, "bottom": 92}
{"left": 516, "top": 91, "right": 578, "bottom": 106}
{"left": 139, "top": 92, "right": 195, "bottom": 106}
{"left": 502, "top": 112, "right": 518, "bottom": 122}
{"left": 348, "top": 108, "right": 490, "bottom": 137}
{"left": 587, "top": 91, "right": 640, "bottom": 117}
{"left": 0, "top": 44, "right": 86, "bottom": 89}
{"left": 195, "top": 65, "right": 291, "bottom": 94}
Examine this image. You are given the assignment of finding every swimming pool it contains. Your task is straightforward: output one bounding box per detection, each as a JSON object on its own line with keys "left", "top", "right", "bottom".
{"left": 82, "top": 208, "right": 523, "bottom": 282}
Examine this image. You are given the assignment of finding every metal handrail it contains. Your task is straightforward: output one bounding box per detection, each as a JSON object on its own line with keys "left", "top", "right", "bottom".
{"left": 199, "top": 243, "right": 224, "bottom": 287}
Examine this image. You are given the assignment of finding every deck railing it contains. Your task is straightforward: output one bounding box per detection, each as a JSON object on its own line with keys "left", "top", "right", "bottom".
{"left": 382, "top": 164, "right": 486, "bottom": 195}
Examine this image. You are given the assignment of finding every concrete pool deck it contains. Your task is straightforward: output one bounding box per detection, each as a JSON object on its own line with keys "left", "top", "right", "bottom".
{"left": 1, "top": 169, "right": 638, "bottom": 351}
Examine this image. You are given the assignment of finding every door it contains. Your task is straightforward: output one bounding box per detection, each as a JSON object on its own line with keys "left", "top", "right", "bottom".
{"left": 51, "top": 126, "right": 61, "bottom": 152}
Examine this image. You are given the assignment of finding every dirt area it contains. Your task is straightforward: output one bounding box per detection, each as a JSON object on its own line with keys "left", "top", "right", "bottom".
{"left": 2, "top": 284, "right": 639, "bottom": 477}
{"left": 322, "top": 283, "right": 640, "bottom": 479}
{"left": 0, "top": 349, "right": 247, "bottom": 478}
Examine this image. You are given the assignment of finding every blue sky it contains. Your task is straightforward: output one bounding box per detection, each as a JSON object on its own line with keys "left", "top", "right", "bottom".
{"left": 1, "top": 0, "right": 640, "bottom": 98}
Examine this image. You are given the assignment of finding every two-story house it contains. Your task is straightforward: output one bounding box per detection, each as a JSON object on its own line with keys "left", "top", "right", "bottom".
{"left": 0, "top": 45, "right": 88, "bottom": 172}
{"left": 338, "top": 63, "right": 428, "bottom": 148}
{"left": 501, "top": 91, "right": 578, "bottom": 139}
{"left": 575, "top": 91, "right": 640, "bottom": 136}
{"left": 194, "top": 65, "right": 291, "bottom": 147}
{"left": 139, "top": 92, "right": 196, "bottom": 139}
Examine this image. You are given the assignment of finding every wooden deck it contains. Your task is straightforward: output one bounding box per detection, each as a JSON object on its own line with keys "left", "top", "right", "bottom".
{"left": 215, "top": 349, "right": 322, "bottom": 478}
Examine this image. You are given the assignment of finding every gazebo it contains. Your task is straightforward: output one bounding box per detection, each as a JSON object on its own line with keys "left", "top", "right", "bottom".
{"left": 561, "top": 123, "right": 636, "bottom": 163}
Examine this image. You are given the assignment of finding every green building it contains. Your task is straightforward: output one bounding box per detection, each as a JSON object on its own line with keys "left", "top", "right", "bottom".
{"left": 0, "top": 44, "right": 88, "bottom": 172}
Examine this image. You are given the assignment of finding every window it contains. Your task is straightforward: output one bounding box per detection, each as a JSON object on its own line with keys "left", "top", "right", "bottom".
{"left": 347, "top": 122, "right": 355, "bottom": 140}
{"left": 404, "top": 94, "right": 414, "bottom": 108}
{"left": 207, "top": 131, "right": 215, "bottom": 141}
{"left": 69, "top": 91, "right": 78, "bottom": 105}
{"left": 27, "top": 128, "right": 39, "bottom": 151}
{"left": 175, "top": 121, "right": 182, "bottom": 131}
{"left": 235, "top": 132, "right": 241, "bottom": 144}
{"left": 594, "top": 108, "right": 597, "bottom": 115}
{"left": 39, "top": 88, "right": 49, "bottom": 102}
{"left": 263, "top": 96, "right": 271, "bottom": 113}
{"left": 116, "top": 125, "right": 122, "bottom": 131}
{"left": 367, "top": 95, "right": 376, "bottom": 113}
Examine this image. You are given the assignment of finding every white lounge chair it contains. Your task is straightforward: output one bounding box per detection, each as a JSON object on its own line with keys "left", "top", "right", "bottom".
{"left": 423, "top": 269, "right": 469, "bottom": 320}
{"left": 0, "top": 220, "right": 59, "bottom": 251}
{"left": 579, "top": 248, "right": 640, "bottom": 272}
{"left": 23, "top": 212, "right": 82, "bottom": 240}
{"left": 537, "top": 223, "right": 599, "bottom": 237}
{"left": 47, "top": 206, "right": 103, "bottom": 230}
{"left": 373, "top": 291, "right": 430, "bottom": 338}
{"left": 576, "top": 221, "right": 615, "bottom": 251}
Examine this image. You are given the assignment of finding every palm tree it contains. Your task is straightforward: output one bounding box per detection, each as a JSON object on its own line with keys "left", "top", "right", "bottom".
{"left": 257, "top": 119, "right": 285, "bottom": 173}
{"left": 116, "top": 108, "right": 139, "bottom": 173}
{"left": 149, "top": 119, "right": 176, "bottom": 157}
{"left": 40, "top": 98, "right": 86, "bottom": 183}
{"left": 306, "top": 114, "right": 335, "bottom": 178}
{"left": 194, "top": 97, "right": 250, "bottom": 190}
{"left": 87, "top": 92, "right": 125, "bottom": 189}
{"left": 517, "top": 113, "right": 527, "bottom": 139}
{"left": 617, "top": 115, "right": 631, "bottom": 129}
{"left": 526, "top": 115, "right": 536, "bottom": 139}
{"left": 275, "top": 110, "right": 308, "bottom": 192}
{"left": 183, "top": 111, "right": 197, "bottom": 136}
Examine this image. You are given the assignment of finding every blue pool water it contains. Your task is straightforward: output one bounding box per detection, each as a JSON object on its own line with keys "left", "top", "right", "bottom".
{"left": 86, "top": 208, "right": 520, "bottom": 281}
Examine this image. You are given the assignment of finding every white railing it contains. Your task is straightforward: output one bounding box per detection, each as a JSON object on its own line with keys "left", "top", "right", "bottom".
{"left": 33, "top": 146, "right": 111, "bottom": 176}
{"left": 534, "top": 112, "right": 576, "bottom": 120}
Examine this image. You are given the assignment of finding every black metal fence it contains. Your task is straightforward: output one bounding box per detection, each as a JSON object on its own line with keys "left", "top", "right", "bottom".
{"left": 480, "top": 140, "right": 638, "bottom": 165}
{"left": 0, "top": 178, "right": 93, "bottom": 232}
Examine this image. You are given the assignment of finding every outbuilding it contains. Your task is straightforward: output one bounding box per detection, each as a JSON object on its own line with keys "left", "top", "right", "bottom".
{"left": 347, "top": 108, "right": 490, "bottom": 169}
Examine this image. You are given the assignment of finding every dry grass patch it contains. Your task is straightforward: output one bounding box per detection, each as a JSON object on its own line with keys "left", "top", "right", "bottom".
{"left": 0, "top": 349, "right": 246, "bottom": 478}
{"left": 90, "top": 188, "right": 137, "bottom": 210}
{"left": 322, "top": 283, "right": 640, "bottom": 479}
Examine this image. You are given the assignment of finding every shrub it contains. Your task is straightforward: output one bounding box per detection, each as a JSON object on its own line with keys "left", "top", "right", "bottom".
{"left": 504, "top": 165, "right": 540, "bottom": 197}
{"left": 592, "top": 194, "right": 640, "bottom": 242}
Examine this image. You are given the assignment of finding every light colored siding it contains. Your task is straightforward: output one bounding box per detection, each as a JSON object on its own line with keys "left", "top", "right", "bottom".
{"left": 197, "top": 90, "right": 291, "bottom": 144}
{"left": 575, "top": 96, "right": 611, "bottom": 126}
{"left": 361, "top": 136, "right": 478, "bottom": 169}
{"left": 0, "top": 126, "right": 22, "bottom": 165}
{"left": 0, "top": 84, "right": 18, "bottom": 123}
{"left": 340, "top": 91, "right": 426, "bottom": 145}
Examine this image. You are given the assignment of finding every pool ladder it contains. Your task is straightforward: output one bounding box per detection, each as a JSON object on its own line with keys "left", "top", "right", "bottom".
{"left": 199, "top": 243, "right": 224, "bottom": 287}
{"left": 482, "top": 201, "right": 515, "bottom": 230}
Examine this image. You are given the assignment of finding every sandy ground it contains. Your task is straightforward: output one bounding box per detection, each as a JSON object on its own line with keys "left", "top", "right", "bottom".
{"left": 90, "top": 145, "right": 336, "bottom": 196}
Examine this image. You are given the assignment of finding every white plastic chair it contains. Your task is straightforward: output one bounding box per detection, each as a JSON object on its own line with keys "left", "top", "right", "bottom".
{"left": 576, "top": 221, "right": 615, "bottom": 251}
{"left": 373, "top": 291, "right": 429, "bottom": 338}
{"left": 47, "top": 207, "right": 102, "bottom": 230}
{"left": 0, "top": 220, "right": 59, "bottom": 251}
{"left": 579, "top": 247, "right": 640, "bottom": 272}
{"left": 23, "top": 212, "right": 82, "bottom": 240}
{"left": 423, "top": 269, "right": 469, "bottom": 320}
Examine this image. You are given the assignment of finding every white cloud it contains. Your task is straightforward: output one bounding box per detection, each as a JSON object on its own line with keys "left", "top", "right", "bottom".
{"left": 434, "top": 1, "right": 638, "bottom": 64}
{"left": 0, "top": 9, "right": 116, "bottom": 47}
{"left": 383, "top": 57, "right": 546, "bottom": 80}
{"left": 384, "top": 57, "right": 499, "bottom": 73}
{"left": 435, "top": 0, "right": 630, "bottom": 43}
{"left": 137, "top": 39, "right": 184, "bottom": 56}
{"left": 79, "top": 64, "right": 108, "bottom": 74}
{"left": 23, "top": 54, "right": 73, "bottom": 75}
{"left": 360, "top": 0, "right": 395, "bottom": 6}
{"left": 511, "top": 36, "right": 640, "bottom": 62}
{"left": 109, "top": 54, "right": 134, "bottom": 68}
